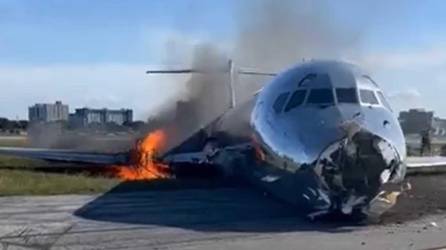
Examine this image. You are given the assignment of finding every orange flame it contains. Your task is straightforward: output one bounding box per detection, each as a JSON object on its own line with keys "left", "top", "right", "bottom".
{"left": 110, "top": 129, "right": 171, "bottom": 180}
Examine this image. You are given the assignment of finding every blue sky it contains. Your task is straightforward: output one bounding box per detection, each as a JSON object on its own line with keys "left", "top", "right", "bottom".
{"left": 0, "top": 0, "right": 236, "bottom": 65}
{"left": 1, "top": 0, "right": 446, "bottom": 120}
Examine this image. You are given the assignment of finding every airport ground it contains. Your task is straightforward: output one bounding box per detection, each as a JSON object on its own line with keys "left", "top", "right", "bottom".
{"left": 1, "top": 137, "right": 446, "bottom": 248}
{"left": 0, "top": 135, "right": 131, "bottom": 196}
{"left": 0, "top": 174, "right": 446, "bottom": 249}
{"left": 0, "top": 136, "right": 28, "bottom": 148}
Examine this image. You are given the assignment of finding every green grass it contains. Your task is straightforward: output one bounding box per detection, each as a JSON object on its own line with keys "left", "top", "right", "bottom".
{"left": 0, "top": 137, "right": 29, "bottom": 147}
{"left": 0, "top": 155, "right": 119, "bottom": 196}
{"left": 0, "top": 169, "right": 119, "bottom": 196}
{"left": 0, "top": 155, "right": 232, "bottom": 196}
{"left": 0, "top": 155, "right": 50, "bottom": 168}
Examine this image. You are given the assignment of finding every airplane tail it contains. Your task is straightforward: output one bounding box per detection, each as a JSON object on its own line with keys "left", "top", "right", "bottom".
{"left": 146, "top": 60, "right": 276, "bottom": 109}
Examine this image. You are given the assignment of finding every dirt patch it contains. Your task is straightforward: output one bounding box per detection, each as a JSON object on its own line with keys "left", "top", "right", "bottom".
{"left": 380, "top": 174, "right": 446, "bottom": 224}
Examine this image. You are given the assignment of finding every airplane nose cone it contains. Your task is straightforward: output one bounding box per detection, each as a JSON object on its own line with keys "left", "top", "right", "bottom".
{"left": 315, "top": 129, "right": 405, "bottom": 215}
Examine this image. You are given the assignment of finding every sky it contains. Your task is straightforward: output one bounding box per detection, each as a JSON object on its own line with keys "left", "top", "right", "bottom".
{"left": 0, "top": 0, "right": 446, "bottom": 120}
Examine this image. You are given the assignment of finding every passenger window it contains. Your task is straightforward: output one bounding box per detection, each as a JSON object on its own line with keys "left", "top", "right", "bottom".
{"left": 307, "top": 89, "right": 334, "bottom": 104}
{"left": 273, "top": 92, "right": 290, "bottom": 113}
{"left": 284, "top": 90, "right": 307, "bottom": 112}
{"left": 336, "top": 88, "right": 358, "bottom": 103}
{"left": 377, "top": 91, "right": 393, "bottom": 111}
{"left": 360, "top": 89, "right": 379, "bottom": 105}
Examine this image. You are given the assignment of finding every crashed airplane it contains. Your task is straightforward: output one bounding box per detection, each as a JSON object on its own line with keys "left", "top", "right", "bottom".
{"left": 155, "top": 60, "right": 406, "bottom": 218}
{"left": 0, "top": 60, "right": 436, "bottom": 219}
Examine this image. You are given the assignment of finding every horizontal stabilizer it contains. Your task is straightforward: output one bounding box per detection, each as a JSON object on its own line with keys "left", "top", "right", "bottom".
{"left": 146, "top": 68, "right": 228, "bottom": 74}
{"left": 146, "top": 68, "right": 276, "bottom": 76}
{"left": 238, "top": 69, "right": 276, "bottom": 77}
{"left": 146, "top": 59, "right": 276, "bottom": 77}
{"left": 146, "top": 60, "right": 275, "bottom": 109}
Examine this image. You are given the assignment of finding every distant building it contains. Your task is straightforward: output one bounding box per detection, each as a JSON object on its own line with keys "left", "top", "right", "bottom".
{"left": 28, "top": 101, "right": 69, "bottom": 122}
{"left": 399, "top": 108, "right": 446, "bottom": 136}
{"left": 433, "top": 117, "right": 446, "bottom": 136}
{"left": 69, "top": 108, "right": 133, "bottom": 127}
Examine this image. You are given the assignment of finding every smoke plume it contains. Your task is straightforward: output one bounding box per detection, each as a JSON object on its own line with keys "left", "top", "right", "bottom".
{"left": 156, "top": 0, "right": 362, "bottom": 151}
{"left": 232, "top": 0, "right": 361, "bottom": 102}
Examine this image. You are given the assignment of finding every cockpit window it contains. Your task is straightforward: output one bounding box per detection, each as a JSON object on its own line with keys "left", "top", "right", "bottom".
{"left": 336, "top": 88, "right": 358, "bottom": 103}
{"left": 307, "top": 89, "right": 334, "bottom": 104}
{"left": 273, "top": 92, "right": 290, "bottom": 113}
{"left": 284, "top": 90, "right": 306, "bottom": 112}
{"left": 359, "top": 89, "right": 379, "bottom": 105}
{"left": 377, "top": 91, "right": 393, "bottom": 111}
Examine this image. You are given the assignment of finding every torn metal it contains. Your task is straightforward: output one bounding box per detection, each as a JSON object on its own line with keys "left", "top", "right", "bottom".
{"left": 313, "top": 127, "right": 405, "bottom": 217}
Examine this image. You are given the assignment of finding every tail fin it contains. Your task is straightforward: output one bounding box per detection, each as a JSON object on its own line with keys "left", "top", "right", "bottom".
{"left": 146, "top": 60, "right": 276, "bottom": 109}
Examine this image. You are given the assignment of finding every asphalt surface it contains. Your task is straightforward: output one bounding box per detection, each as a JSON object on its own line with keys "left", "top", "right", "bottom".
{"left": 1, "top": 175, "right": 446, "bottom": 250}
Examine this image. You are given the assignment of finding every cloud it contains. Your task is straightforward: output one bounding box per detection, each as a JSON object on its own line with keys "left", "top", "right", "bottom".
{"left": 387, "top": 88, "right": 426, "bottom": 113}
{"left": 0, "top": 63, "right": 189, "bottom": 120}
{"left": 0, "top": 29, "right": 232, "bottom": 121}
{"left": 357, "top": 44, "right": 446, "bottom": 71}
{"left": 388, "top": 88, "right": 421, "bottom": 100}
{"left": 346, "top": 41, "right": 446, "bottom": 117}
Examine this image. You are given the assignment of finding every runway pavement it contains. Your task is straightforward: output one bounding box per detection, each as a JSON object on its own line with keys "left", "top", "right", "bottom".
{"left": 1, "top": 185, "right": 446, "bottom": 250}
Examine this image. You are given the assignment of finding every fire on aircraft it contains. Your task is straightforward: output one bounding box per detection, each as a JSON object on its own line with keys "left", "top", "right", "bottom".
{"left": 0, "top": 60, "right": 410, "bottom": 220}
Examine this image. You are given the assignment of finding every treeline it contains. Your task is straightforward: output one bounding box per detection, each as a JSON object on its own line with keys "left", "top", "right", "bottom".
{"left": 0, "top": 118, "right": 28, "bottom": 133}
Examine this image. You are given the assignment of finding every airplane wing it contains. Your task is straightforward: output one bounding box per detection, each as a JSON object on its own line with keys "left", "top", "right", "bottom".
{"left": 0, "top": 147, "right": 127, "bottom": 165}
{"left": 3, "top": 147, "right": 445, "bottom": 175}
{"left": 406, "top": 156, "right": 446, "bottom": 174}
